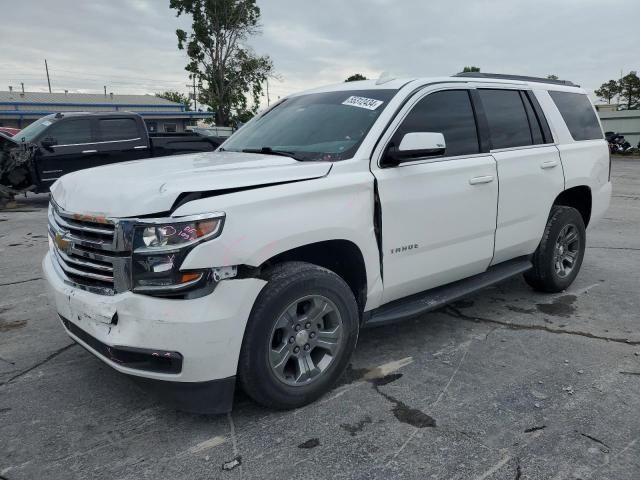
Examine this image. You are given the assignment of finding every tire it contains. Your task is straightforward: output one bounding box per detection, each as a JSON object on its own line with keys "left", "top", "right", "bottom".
{"left": 524, "top": 206, "right": 586, "bottom": 293}
{"left": 238, "top": 261, "right": 360, "bottom": 410}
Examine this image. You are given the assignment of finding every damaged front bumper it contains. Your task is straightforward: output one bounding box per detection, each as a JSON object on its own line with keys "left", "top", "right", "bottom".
{"left": 43, "top": 252, "right": 266, "bottom": 413}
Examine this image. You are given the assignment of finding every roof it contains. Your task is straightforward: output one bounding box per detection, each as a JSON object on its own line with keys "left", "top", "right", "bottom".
{"left": 0, "top": 91, "right": 183, "bottom": 108}
{"left": 293, "top": 75, "right": 584, "bottom": 97}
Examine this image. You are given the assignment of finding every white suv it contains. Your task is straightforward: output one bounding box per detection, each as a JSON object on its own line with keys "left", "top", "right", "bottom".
{"left": 43, "top": 73, "right": 611, "bottom": 413}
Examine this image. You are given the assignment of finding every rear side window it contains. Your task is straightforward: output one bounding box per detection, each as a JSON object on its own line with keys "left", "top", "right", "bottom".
{"left": 549, "top": 91, "right": 602, "bottom": 141}
{"left": 478, "top": 89, "right": 532, "bottom": 149}
{"left": 395, "top": 90, "right": 479, "bottom": 157}
{"left": 99, "top": 118, "right": 140, "bottom": 141}
{"left": 48, "top": 119, "right": 93, "bottom": 145}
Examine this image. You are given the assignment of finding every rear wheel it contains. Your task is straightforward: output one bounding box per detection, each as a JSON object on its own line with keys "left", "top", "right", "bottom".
{"left": 238, "top": 262, "right": 359, "bottom": 410}
{"left": 524, "top": 206, "right": 586, "bottom": 293}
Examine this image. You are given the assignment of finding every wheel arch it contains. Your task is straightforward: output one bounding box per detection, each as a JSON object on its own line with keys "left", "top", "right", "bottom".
{"left": 553, "top": 185, "right": 592, "bottom": 227}
{"left": 259, "top": 240, "right": 368, "bottom": 314}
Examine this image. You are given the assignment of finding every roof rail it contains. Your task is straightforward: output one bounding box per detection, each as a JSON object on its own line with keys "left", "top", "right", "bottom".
{"left": 453, "top": 72, "right": 579, "bottom": 87}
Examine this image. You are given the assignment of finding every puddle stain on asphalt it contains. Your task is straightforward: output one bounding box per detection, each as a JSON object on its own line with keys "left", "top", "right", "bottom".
{"left": 0, "top": 319, "right": 27, "bottom": 332}
{"left": 507, "top": 305, "right": 536, "bottom": 314}
{"left": 340, "top": 363, "right": 436, "bottom": 428}
{"left": 297, "top": 438, "right": 320, "bottom": 449}
{"left": 536, "top": 295, "right": 577, "bottom": 318}
{"left": 341, "top": 416, "right": 372, "bottom": 436}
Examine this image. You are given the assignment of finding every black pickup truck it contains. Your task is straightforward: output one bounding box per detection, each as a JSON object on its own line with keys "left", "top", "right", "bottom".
{"left": 1, "top": 112, "right": 223, "bottom": 196}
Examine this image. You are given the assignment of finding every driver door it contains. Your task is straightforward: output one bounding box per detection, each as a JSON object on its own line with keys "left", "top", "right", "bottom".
{"left": 372, "top": 87, "right": 498, "bottom": 303}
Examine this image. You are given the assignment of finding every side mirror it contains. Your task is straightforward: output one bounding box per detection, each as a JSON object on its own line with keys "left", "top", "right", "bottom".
{"left": 41, "top": 137, "right": 57, "bottom": 149}
{"left": 383, "top": 132, "right": 446, "bottom": 167}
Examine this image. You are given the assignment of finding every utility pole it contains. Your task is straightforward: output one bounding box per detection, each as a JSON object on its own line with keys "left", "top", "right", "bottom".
{"left": 104, "top": 85, "right": 107, "bottom": 97}
{"left": 186, "top": 77, "right": 197, "bottom": 111}
{"left": 266, "top": 78, "right": 270, "bottom": 107}
{"left": 44, "top": 59, "right": 52, "bottom": 93}
{"left": 20, "top": 82, "right": 24, "bottom": 94}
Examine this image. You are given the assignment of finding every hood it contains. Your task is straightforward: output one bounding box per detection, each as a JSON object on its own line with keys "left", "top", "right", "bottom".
{"left": 51, "top": 151, "right": 332, "bottom": 217}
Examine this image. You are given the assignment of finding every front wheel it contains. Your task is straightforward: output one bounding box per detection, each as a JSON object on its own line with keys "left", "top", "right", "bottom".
{"left": 238, "top": 262, "right": 359, "bottom": 410}
{"left": 524, "top": 206, "right": 586, "bottom": 293}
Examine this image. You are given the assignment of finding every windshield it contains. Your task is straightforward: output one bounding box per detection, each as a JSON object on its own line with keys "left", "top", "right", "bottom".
{"left": 14, "top": 115, "right": 56, "bottom": 143}
{"left": 222, "top": 89, "right": 397, "bottom": 161}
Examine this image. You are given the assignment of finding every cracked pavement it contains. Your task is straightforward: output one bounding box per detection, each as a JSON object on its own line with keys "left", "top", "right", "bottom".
{"left": 1, "top": 159, "right": 639, "bottom": 479}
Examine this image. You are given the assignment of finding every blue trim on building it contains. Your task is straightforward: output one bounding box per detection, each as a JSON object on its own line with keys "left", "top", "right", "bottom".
{"left": 0, "top": 101, "right": 186, "bottom": 110}
{"left": 0, "top": 110, "right": 212, "bottom": 118}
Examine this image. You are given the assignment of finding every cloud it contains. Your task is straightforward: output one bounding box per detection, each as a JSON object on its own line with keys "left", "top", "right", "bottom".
{"left": 1, "top": 0, "right": 638, "bottom": 106}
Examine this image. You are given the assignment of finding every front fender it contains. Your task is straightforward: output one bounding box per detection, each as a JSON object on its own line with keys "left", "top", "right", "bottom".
{"left": 177, "top": 167, "right": 384, "bottom": 309}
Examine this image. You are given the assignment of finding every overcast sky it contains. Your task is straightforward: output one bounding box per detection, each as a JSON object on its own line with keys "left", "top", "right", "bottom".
{"left": 2, "top": 0, "right": 639, "bottom": 105}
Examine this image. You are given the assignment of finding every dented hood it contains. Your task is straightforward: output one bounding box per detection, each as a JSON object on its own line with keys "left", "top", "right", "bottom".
{"left": 50, "top": 151, "right": 331, "bottom": 217}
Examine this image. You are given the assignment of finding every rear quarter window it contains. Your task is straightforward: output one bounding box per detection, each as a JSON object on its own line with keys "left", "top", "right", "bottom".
{"left": 548, "top": 91, "right": 603, "bottom": 141}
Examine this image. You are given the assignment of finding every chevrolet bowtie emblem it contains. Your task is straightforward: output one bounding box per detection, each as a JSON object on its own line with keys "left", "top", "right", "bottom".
{"left": 54, "top": 232, "right": 72, "bottom": 253}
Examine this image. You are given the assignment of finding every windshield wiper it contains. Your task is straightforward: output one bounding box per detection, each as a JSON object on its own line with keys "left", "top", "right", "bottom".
{"left": 241, "top": 147, "right": 301, "bottom": 160}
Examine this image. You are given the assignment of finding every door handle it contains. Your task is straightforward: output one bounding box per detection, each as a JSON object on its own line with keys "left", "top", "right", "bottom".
{"left": 469, "top": 175, "right": 494, "bottom": 185}
{"left": 82, "top": 149, "right": 98, "bottom": 154}
{"left": 540, "top": 160, "right": 559, "bottom": 169}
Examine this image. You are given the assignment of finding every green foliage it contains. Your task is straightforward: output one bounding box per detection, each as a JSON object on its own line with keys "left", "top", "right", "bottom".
{"left": 547, "top": 74, "right": 559, "bottom": 80}
{"left": 594, "top": 80, "right": 620, "bottom": 104}
{"left": 170, "top": 0, "right": 273, "bottom": 126}
{"left": 155, "top": 91, "right": 192, "bottom": 111}
{"left": 618, "top": 71, "right": 640, "bottom": 108}
{"left": 345, "top": 74, "right": 367, "bottom": 82}
{"left": 462, "top": 66, "right": 480, "bottom": 73}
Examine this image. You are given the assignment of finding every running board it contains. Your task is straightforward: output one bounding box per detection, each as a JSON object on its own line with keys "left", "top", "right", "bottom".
{"left": 364, "top": 256, "right": 532, "bottom": 328}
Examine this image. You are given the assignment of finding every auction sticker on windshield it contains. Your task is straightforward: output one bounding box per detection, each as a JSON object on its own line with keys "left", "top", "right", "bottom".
{"left": 342, "top": 96, "right": 384, "bottom": 110}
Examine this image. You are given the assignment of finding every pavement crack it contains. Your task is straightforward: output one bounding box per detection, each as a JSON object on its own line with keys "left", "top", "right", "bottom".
{"left": 579, "top": 432, "right": 610, "bottom": 451}
{"left": 620, "top": 371, "right": 640, "bottom": 376}
{"left": 224, "top": 412, "right": 243, "bottom": 476}
{"left": 514, "top": 457, "right": 522, "bottom": 480}
{"left": 442, "top": 306, "right": 640, "bottom": 346}
{"left": 587, "top": 246, "right": 640, "bottom": 251}
{"left": 0, "top": 343, "right": 76, "bottom": 387}
{"left": 0, "top": 277, "right": 42, "bottom": 287}
{"left": 524, "top": 425, "right": 546, "bottom": 433}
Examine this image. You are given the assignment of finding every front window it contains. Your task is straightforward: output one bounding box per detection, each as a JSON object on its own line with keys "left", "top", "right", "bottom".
{"left": 13, "top": 115, "right": 56, "bottom": 143}
{"left": 222, "top": 89, "right": 398, "bottom": 161}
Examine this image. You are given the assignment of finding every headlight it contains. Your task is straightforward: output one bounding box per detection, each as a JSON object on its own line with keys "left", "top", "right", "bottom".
{"left": 131, "top": 213, "right": 224, "bottom": 296}
{"left": 138, "top": 216, "right": 223, "bottom": 250}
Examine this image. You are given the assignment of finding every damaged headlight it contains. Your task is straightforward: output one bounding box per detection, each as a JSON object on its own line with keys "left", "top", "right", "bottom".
{"left": 131, "top": 213, "right": 225, "bottom": 295}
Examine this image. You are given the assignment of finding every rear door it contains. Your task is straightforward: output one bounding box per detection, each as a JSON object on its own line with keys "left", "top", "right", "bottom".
{"left": 372, "top": 87, "right": 499, "bottom": 303}
{"left": 35, "top": 117, "right": 99, "bottom": 188}
{"left": 475, "top": 88, "right": 565, "bottom": 265}
{"left": 95, "top": 116, "right": 150, "bottom": 165}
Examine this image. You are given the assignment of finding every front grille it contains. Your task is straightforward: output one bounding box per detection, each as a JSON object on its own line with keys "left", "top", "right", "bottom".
{"left": 48, "top": 201, "right": 130, "bottom": 295}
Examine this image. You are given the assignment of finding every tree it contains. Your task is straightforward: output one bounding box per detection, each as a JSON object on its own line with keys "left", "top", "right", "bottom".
{"left": 547, "top": 74, "right": 559, "bottom": 80}
{"left": 345, "top": 73, "right": 367, "bottom": 82}
{"left": 594, "top": 80, "right": 620, "bottom": 104}
{"left": 155, "top": 91, "right": 192, "bottom": 111}
{"left": 170, "top": 0, "right": 274, "bottom": 126}
{"left": 618, "top": 71, "right": 640, "bottom": 108}
{"left": 462, "top": 66, "right": 480, "bottom": 73}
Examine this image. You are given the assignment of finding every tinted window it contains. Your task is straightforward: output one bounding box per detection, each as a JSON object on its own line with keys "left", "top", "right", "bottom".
{"left": 394, "top": 90, "right": 479, "bottom": 157}
{"left": 549, "top": 91, "right": 602, "bottom": 141}
{"left": 99, "top": 118, "right": 139, "bottom": 141}
{"left": 48, "top": 119, "right": 92, "bottom": 145}
{"left": 479, "top": 89, "right": 533, "bottom": 149}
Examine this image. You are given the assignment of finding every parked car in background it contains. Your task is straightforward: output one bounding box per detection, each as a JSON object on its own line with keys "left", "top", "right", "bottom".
{"left": 0, "top": 126, "right": 20, "bottom": 136}
{"left": 3, "top": 112, "right": 223, "bottom": 194}
{"left": 43, "top": 73, "right": 610, "bottom": 414}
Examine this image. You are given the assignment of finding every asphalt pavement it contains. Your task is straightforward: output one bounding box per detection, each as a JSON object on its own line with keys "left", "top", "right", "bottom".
{"left": 1, "top": 158, "right": 639, "bottom": 479}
